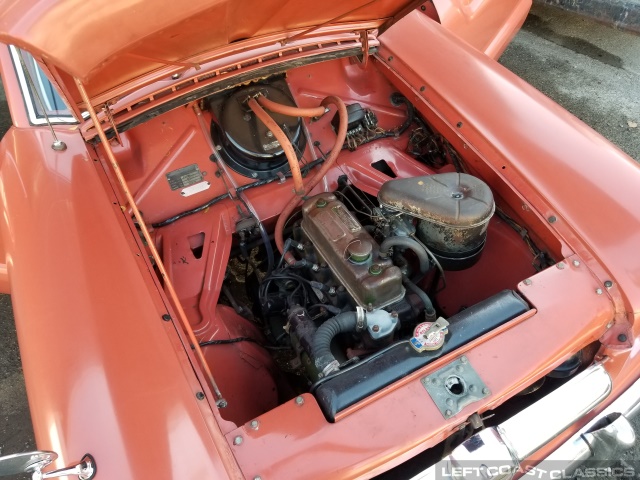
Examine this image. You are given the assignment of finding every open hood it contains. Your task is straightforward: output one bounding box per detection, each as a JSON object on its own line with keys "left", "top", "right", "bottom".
{"left": 0, "top": 0, "right": 420, "bottom": 111}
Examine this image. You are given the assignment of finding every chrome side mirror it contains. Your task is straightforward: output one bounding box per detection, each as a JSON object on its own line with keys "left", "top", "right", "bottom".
{"left": 0, "top": 451, "right": 95, "bottom": 479}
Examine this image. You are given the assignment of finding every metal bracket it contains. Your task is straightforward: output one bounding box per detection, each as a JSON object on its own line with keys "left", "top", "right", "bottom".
{"left": 421, "top": 356, "right": 489, "bottom": 419}
{"left": 355, "top": 30, "right": 370, "bottom": 69}
{"left": 355, "top": 306, "right": 367, "bottom": 332}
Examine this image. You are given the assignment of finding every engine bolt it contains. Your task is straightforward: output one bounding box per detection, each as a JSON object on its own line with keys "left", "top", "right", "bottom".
{"left": 482, "top": 388, "right": 490, "bottom": 395}
{"left": 266, "top": 131, "right": 273, "bottom": 138}
{"left": 604, "top": 280, "right": 613, "bottom": 289}
{"left": 445, "top": 409, "right": 452, "bottom": 416}
{"left": 619, "top": 334, "right": 628, "bottom": 342}
{"left": 573, "top": 260, "right": 581, "bottom": 267}
{"left": 316, "top": 198, "right": 327, "bottom": 208}
{"left": 195, "top": 391, "right": 205, "bottom": 400}
{"left": 254, "top": 477, "right": 263, "bottom": 480}
{"left": 215, "top": 145, "right": 223, "bottom": 151}
{"left": 251, "top": 172, "right": 258, "bottom": 178}
{"left": 233, "top": 436, "right": 243, "bottom": 446}
{"left": 372, "top": 325, "right": 380, "bottom": 332}
{"left": 369, "top": 264, "right": 383, "bottom": 276}
{"left": 523, "top": 279, "right": 532, "bottom": 286}
{"left": 596, "top": 288, "right": 603, "bottom": 295}
{"left": 295, "top": 396, "right": 304, "bottom": 406}
{"left": 243, "top": 113, "right": 251, "bottom": 121}
{"left": 250, "top": 420, "right": 259, "bottom": 430}
{"left": 460, "top": 356, "right": 468, "bottom": 364}
{"left": 328, "top": 287, "right": 337, "bottom": 296}
{"left": 556, "top": 262, "right": 565, "bottom": 269}
{"left": 391, "top": 311, "right": 398, "bottom": 318}
{"left": 311, "top": 264, "right": 320, "bottom": 272}
{"left": 548, "top": 215, "right": 557, "bottom": 223}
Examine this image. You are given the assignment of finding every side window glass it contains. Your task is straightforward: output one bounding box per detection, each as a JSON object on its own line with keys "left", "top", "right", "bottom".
{"left": 9, "top": 46, "right": 78, "bottom": 124}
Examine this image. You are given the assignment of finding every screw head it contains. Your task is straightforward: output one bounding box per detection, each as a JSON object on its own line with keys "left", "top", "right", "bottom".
{"left": 388, "top": 56, "right": 394, "bottom": 61}
{"left": 233, "top": 436, "right": 243, "bottom": 445}
{"left": 556, "top": 262, "right": 565, "bottom": 269}
{"left": 523, "top": 279, "right": 532, "bottom": 286}
{"left": 573, "top": 260, "right": 581, "bottom": 267}
{"left": 266, "top": 131, "right": 274, "bottom": 138}
{"left": 372, "top": 325, "right": 380, "bottom": 332}
{"left": 250, "top": 420, "right": 259, "bottom": 430}
{"left": 604, "top": 280, "right": 613, "bottom": 289}
{"left": 162, "top": 314, "right": 171, "bottom": 322}
{"left": 606, "top": 321, "right": 614, "bottom": 329}
{"left": 295, "top": 396, "right": 304, "bottom": 405}
{"left": 215, "top": 145, "right": 223, "bottom": 151}
{"left": 460, "top": 356, "right": 468, "bottom": 364}
{"left": 420, "top": 86, "right": 426, "bottom": 92}
{"left": 254, "top": 477, "right": 263, "bottom": 480}
{"left": 482, "top": 388, "right": 490, "bottom": 395}
{"left": 456, "top": 122, "right": 463, "bottom": 128}
{"left": 196, "top": 391, "right": 205, "bottom": 400}
{"left": 548, "top": 215, "right": 557, "bottom": 223}
{"left": 456, "top": 365, "right": 464, "bottom": 373}
{"left": 596, "top": 288, "right": 603, "bottom": 295}
{"left": 469, "top": 385, "right": 477, "bottom": 393}
{"left": 251, "top": 172, "right": 258, "bottom": 178}
{"left": 315, "top": 198, "right": 327, "bottom": 208}
{"left": 618, "top": 334, "right": 628, "bottom": 342}
{"left": 445, "top": 409, "right": 453, "bottom": 417}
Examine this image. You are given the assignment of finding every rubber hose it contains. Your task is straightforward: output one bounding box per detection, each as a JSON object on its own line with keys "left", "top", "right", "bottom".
{"left": 403, "top": 275, "right": 437, "bottom": 322}
{"left": 257, "top": 95, "right": 327, "bottom": 118}
{"left": 380, "top": 236, "right": 430, "bottom": 276}
{"left": 247, "top": 97, "right": 305, "bottom": 195}
{"left": 276, "top": 95, "right": 349, "bottom": 264}
{"left": 313, "top": 311, "right": 357, "bottom": 374}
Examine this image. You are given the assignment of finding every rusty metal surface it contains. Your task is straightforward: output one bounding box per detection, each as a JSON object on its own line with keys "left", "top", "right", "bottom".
{"left": 301, "top": 193, "right": 405, "bottom": 310}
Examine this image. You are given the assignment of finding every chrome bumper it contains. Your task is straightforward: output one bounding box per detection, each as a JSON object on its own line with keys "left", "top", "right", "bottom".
{"left": 411, "top": 363, "right": 640, "bottom": 479}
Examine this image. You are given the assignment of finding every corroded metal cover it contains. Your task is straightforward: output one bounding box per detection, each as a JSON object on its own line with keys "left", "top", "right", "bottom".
{"left": 301, "top": 193, "right": 404, "bottom": 309}
{"left": 378, "top": 173, "right": 495, "bottom": 227}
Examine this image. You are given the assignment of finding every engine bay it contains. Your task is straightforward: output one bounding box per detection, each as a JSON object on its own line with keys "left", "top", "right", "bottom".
{"left": 108, "top": 56, "right": 562, "bottom": 427}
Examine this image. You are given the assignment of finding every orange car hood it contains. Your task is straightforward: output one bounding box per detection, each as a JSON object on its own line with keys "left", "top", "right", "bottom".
{"left": 0, "top": 0, "right": 419, "bottom": 111}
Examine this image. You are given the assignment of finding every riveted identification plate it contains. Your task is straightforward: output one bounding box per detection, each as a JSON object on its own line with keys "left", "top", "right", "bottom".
{"left": 166, "top": 164, "right": 204, "bottom": 190}
{"left": 421, "top": 356, "right": 489, "bottom": 419}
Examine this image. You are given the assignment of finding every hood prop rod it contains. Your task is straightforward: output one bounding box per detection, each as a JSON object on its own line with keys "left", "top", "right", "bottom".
{"left": 16, "top": 50, "right": 67, "bottom": 152}
{"left": 73, "top": 81, "right": 242, "bottom": 474}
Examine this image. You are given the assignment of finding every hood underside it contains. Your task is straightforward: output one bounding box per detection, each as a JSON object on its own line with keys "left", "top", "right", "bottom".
{"left": 0, "top": 0, "right": 420, "bottom": 110}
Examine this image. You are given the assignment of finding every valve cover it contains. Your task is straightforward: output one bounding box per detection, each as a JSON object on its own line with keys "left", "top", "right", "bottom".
{"left": 301, "top": 193, "right": 404, "bottom": 309}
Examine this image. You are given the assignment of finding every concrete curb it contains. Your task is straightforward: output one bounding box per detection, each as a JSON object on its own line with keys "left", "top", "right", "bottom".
{"left": 534, "top": 0, "right": 640, "bottom": 34}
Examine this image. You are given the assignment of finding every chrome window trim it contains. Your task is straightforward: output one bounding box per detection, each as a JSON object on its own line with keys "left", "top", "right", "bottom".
{"left": 8, "top": 45, "right": 79, "bottom": 125}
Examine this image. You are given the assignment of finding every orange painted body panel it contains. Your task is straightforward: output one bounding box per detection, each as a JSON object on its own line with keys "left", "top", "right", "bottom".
{"left": 0, "top": 128, "right": 239, "bottom": 478}
{"left": 1, "top": 3, "right": 640, "bottom": 480}
{"left": 432, "top": 0, "right": 532, "bottom": 58}
{"left": 0, "top": 0, "right": 420, "bottom": 106}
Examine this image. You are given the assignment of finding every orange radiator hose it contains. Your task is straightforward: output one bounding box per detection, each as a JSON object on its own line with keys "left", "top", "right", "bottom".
{"left": 256, "top": 95, "right": 328, "bottom": 118}
{"left": 247, "top": 97, "right": 305, "bottom": 195}
{"left": 275, "top": 95, "right": 348, "bottom": 264}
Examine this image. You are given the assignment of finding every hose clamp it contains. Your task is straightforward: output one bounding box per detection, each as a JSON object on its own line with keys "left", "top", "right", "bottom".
{"left": 355, "top": 306, "right": 367, "bottom": 332}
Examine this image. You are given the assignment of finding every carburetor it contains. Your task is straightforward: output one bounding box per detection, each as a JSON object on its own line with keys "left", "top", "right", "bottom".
{"left": 299, "top": 193, "right": 404, "bottom": 310}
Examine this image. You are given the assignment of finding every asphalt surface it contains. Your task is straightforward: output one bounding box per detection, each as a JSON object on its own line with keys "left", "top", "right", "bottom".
{"left": 0, "top": 3, "right": 638, "bottom": 476}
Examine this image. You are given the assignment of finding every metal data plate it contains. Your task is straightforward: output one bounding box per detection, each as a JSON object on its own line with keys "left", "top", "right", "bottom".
{"left": 421, "top": 356, "right": 489, "bottom": 419}
{"left": 166, "top": 164, "right": 204, "bottom": 190}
